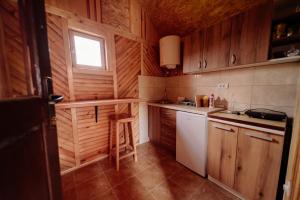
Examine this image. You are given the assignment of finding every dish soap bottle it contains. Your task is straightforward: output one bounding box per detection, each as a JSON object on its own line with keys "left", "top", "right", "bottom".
{"left": 209, "top": 94, "right": 215, "bottom": 109}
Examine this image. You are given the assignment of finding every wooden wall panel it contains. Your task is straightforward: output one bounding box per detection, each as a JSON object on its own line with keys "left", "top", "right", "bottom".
{"left": 0, "top": 0, "right": 28, "bottom": 97}
{"left": 115, "top": 35, "right": 141, "bottom": 142}
{"left": 56, "top": 109, "right": 76, "bottom": 171}
{"left": 142, "top": 43, "right": 163, "bottom": 76}
{"left": 45, "top": 0, "right": 89, "bottom": 18}
{"left": 46, "top": 13, "right": 70, "bottom": 101}
{"left": 101, "top": 0, "right": 130, "bottom": 32}
{"left": 76, "top": 106, "right": 115, "bottom": 163}
{"left": 73, "top": 72, "right": 114, "bottom": 100}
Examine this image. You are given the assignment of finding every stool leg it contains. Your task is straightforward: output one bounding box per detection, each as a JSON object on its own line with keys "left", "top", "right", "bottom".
{"left": 124, "top": 123, "right": 130, "bottom": 148}
{"left": 109, "top": 121, "right": 113, "bottom": 161}
{"left": 116, "top": 121, "right": 120, "bottom": 171}
{"left": 129, "top": 121, "right": 137, "bottom": 162}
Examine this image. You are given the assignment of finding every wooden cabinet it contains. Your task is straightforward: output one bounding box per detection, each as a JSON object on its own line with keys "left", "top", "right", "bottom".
{"left": 148, "top": 106, "right": 176, "bottom": 152}
{"left": 183, "top": 31, "right": 205, "bottom": 73}
{"left": 182, "top": 1, "right": 272, "bottom": 72}
{"left": 234, "top": 128, "right": 284, "bottom": 200}
{"left": 229, "top": 1, "right": 272, "bottom": 66}
{"left": 207, "top": 121, "right": 238, "bottom": 188}
{"left": 203, "top": 19, "right": 231, "bottom": 70}
{"left": 208, "top": 122, "right": 284, "bottom": 200}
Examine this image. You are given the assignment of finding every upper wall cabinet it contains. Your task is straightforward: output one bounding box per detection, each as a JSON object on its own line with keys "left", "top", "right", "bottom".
{"left": 183, "top": 31, "right": 205, "bottom": 73}
{"left": 229, "top": 1, "right": 272, "bottom": 66}
{"left": 183, "top": 1, "right": 273, "bottom": 73}
{"left": 203, "top": 19, "right": 232, "bottom": 70}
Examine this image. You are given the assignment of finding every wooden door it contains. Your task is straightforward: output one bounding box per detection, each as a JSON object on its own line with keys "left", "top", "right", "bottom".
{"left": 203, "top": 19, "right": 231, "bottom": 70}
{"left": 148, "top": 105, "right": 161, "bottom": 145}
{"left": 207, "top": 121, "right": 238, "bottom": 188}
{"left": 229, "top": 1, "right": 272, "bottom": 66}
{"left": 183, "top": 30, "right": 204, "bottom": 73}
{"left": 234, "top": 128, "right": 284, "bottom": 200}
{"left": 0, "top": 0, "right": 62, "bottom": 199}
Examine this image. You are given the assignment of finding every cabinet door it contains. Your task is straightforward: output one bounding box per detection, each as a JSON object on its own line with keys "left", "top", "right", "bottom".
{"left": 207, "top": 121, "right": 238, "bottom": 188}
{"left": 234, "top": 128, "right": 284, "bottom": 200}
{"left": 183, "top": 31, "right": 204, "bottom": 73}
{"left": 148, "top": 106, "right": 161, "bottom": 144}
{"left": 160, "top": 108, "right": 176, "bottom": 152}
{"left": 229, "top": 1, "right": 272, "bottom": 66}
{"left": 203, "top": 19, "right": 231, "bottom": 70}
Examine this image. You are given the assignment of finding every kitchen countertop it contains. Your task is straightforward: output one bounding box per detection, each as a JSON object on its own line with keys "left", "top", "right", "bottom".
{"left": 208, "top": 111, "right": 286, "bottom": 135}
{"left": 148, "top": 103, "right": 224, "bottom": 116}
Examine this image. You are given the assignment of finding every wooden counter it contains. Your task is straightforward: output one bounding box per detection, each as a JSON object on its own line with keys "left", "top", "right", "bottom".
{"left": 208, "top": 111, "right": 286, "bottom": 135}
{"left": 55, "top": 98, "right": 141, "bottom": 109}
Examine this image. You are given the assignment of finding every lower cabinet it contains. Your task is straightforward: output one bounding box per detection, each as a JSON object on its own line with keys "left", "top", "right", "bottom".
{"left": 207, "top": 122, "right": 238, "bottom": 188}
{"left": 208, "top": 121, "right": 284, "bottom": 200}
{"left": 148, "top": 106, "right": 176, "bottom": 153}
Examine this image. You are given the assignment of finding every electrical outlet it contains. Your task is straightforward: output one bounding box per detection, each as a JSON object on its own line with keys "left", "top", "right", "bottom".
{"left": 217, "top": 83, "right": 229, "bottom": 89}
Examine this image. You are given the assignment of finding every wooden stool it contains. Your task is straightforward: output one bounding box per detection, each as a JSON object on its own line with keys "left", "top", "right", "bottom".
{"left": 109, "top": 113, "right": 137, "bottom": 171}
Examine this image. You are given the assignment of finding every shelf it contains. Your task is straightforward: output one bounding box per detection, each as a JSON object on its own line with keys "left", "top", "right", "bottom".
{"left": 272, "top": 35, "right": 300, "bottom": 47}
{"left": 55, "top": 98, "right": 141, "bottom": 109}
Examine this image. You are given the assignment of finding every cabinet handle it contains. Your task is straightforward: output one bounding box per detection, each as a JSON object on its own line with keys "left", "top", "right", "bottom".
{"left": 214, "top": 126, "right": 233, "bottom": 132}
{"left": 198, "top": 61, "right": 202, "bottom": 69}
{"left": 204, "top": 60, "right": 207, "bottom": 68}
{"left": 231, "top": 54, "right": 236, "bottom": 64}
{"left": 245, "top": 133, "right": 274, "bottom": 142}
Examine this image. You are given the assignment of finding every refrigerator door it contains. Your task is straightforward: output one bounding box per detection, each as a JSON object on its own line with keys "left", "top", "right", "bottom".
{"left": 176, "top": 111, "right": 207, "bottom": 176}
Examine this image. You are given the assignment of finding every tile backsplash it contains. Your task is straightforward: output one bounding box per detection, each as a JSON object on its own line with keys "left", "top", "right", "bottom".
{"left": 139, "top": 62, "right": 300, "bottom": 117}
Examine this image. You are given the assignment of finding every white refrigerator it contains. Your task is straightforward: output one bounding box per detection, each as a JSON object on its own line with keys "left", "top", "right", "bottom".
{"left": 176, "top": 111, "right": 208, "bottom": 177}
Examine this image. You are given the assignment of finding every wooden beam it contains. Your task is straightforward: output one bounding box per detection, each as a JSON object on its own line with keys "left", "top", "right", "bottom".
{"left": 71, "top": 108, "right": 80, "bottom": 166}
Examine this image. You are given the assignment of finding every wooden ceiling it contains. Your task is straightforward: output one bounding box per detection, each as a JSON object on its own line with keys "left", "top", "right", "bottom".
{"left": 140, "top": 0, "right": 268, "bottom": 36}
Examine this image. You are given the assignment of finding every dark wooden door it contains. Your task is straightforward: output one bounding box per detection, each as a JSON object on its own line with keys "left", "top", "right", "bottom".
{"left": 183, "top": 30, "right": 205, "bottom": 73}
{"left": 229, "top": 1, "right": 272, "bottom": 66}
{"left": 0, "top": 0, "right": 62, "bottom": 200}
{"left": 203, "top": 18, "right": 231, "bottom": 70}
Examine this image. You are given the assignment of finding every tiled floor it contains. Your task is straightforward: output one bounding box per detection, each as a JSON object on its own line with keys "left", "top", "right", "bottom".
{"left": 61, "top": 142, "right": 238, "bottom": 200}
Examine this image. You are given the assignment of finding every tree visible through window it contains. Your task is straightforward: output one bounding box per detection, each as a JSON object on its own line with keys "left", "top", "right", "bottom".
{"left": 70, "top": 31, "right": 106, "bottom": 69}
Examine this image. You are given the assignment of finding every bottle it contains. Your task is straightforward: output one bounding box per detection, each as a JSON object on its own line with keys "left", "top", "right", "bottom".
{"left": 209, "top": 94, "right": 215, "bottom": 109}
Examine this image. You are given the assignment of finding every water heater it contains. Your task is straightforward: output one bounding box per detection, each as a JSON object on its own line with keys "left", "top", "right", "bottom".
{"left": 159, "top": 35, "right": 180, "bottom": 69}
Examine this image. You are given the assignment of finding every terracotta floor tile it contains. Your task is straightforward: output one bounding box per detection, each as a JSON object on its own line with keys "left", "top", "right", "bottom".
{"left": 150, "top": 179, "right": 192, "bottom": 200}
{"left": 61, "top": 172, "right": 76, "bottom": 191}
{"left": 61, "top": 142, "right": 238, "bottom": 200}
{"left": 74, "top": 162, "right": 103, "bottom": 185}
{"left": 104, "top": 165, "right": 135, "bottom": 187}
{"left": 191, "top": 181, "right": 239, "bottom": 200}
{"left": 91, "top": 189, "right": 118, "bottom": 200}
{"left": 112, "top": 176, "right": 155, "bottom": 200}
{"left": 75, "top": 173, "right": 112, "bottom": 200}
{"left": 135, "top": 165, "right": 169, "bottom": 190}
{"left": 169, "top": 168, "right": 206, "bottom": 194}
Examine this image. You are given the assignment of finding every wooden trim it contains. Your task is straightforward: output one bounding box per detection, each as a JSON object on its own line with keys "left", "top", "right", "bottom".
{"left": 71, "top": 108, "right": 80, "bottom": 167}
{"left": 61, "top": 18, "right": 75, "bottom": 100}
{"left": 56, "top": 98, "right": 142, "bottom": 109}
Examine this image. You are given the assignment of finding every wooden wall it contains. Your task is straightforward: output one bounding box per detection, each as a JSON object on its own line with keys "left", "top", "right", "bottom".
{"left": 44, "top": 0, "right": 163, "bottom": 173}
{"left": 0, "top": 0, "right": 163, "bottom": 173}
{"left": 0, "top": 0, "right": 31, "bottom": 98}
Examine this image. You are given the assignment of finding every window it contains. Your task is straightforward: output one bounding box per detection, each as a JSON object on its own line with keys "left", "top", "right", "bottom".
{"left": 70, "top": 31, "right": 106, "bottom": 69}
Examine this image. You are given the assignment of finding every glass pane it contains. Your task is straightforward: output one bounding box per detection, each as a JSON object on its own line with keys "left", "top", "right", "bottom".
{"left": 74, "top": 35, "right": 103, "bottom": 67}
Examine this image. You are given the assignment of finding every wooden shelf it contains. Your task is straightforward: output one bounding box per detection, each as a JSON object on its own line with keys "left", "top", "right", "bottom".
{"left": 272, "top": 35, "right": 300, "bottom": 47}
{"left": 55, "top": 98, "right": 141, "bottom": 109}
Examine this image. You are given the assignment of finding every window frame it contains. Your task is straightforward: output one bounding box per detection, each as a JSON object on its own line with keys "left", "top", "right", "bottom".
{"left": 69, "top": 30, "right": 107, "bottom": 70}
